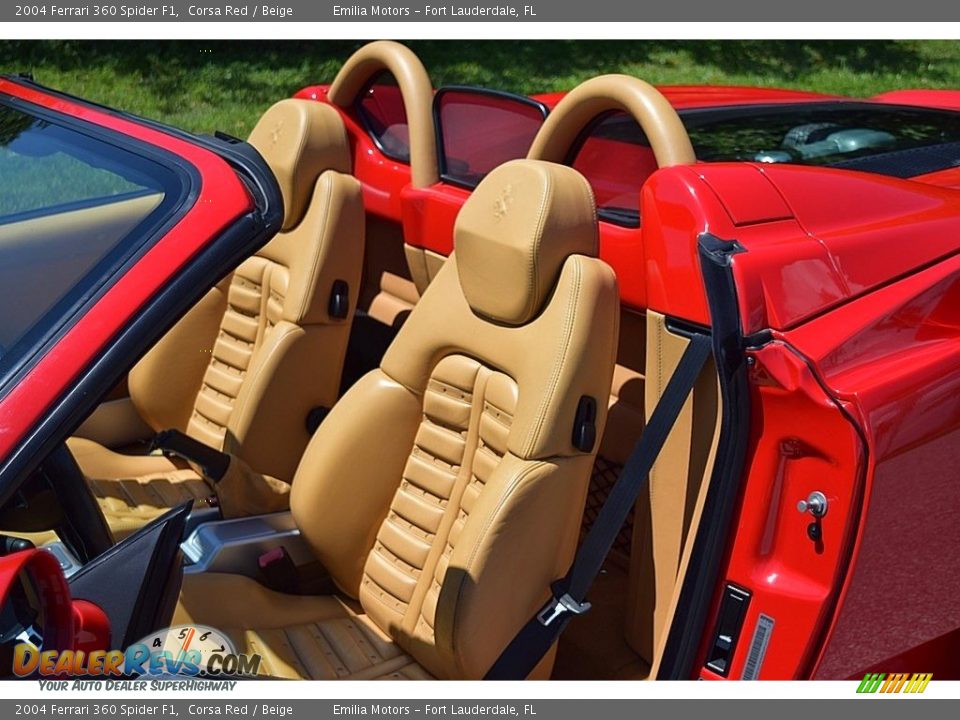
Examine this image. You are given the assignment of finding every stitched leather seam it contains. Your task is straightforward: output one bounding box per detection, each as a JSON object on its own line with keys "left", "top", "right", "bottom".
{"left": 421, "top": 413, "right": 469, "bottom": 439}
{"left": 191, "top": 406, "right": 225, "bottom": 430}
{"left": 310, "top": 624, "right": 348, "bottom": 677}
{"left": 524, "top": 166, "right": 553, "bottom": 323}
{"left": 295, "top": 172, "right": 336, "bottom": 322}
{"left": 427, "top": 377, "right": 473, "bottom": 401}
{"left": 481, "top": 404, "right": 513, "bottom": 431}
{"left": 396, "top": 486, "right": 448, "bottom": 522}
{"left": 227, "top": 322, "right": 300, "bottom": 442}
{"left": 279, "top": 627, "right": 312, "bottom": 678}
{"left": 390, "top": 500, "right": 443, "bottom": 539}
{"left": 450, "top": 460, "right": 547, "bottom": 674}
{"left": 218, "top": 329, "right": 255, "bottom": 349}
{"left": 400, "top": 478, "right": 448, "bottom": 507}
{"left": 525, "top": 257, "right": 582, "bottom": 457}
{"left": 362, "top": 576, "right": 409, "bottom": 615}
{"left": 383, "top": 515, "right": 434, "bottom": 547}
{"left": 373, "top": 542, "right": 421, "bottom": 577}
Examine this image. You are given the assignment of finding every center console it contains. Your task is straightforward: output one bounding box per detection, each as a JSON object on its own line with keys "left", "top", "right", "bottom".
{"left": 181, "top": 511, "right": 316, "bottom": 580}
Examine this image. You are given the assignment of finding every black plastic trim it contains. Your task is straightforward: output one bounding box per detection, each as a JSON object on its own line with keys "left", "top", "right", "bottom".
{"left": 43, "top": 443, "right": 114, "bottom": 563}
{"left": 68, "top": 502, "right": 191, "bottom": 649}
{"left": 665, "top": 317, "right": 711, "bottom": 339}
{"left": 657, "top": 232, "right": 753, "bottom": 679}
{"left": 704, "top": 583, "right": 752, "bottom": 677}
{"left": 743, "top": 329, "right": 775, "bottom": 349}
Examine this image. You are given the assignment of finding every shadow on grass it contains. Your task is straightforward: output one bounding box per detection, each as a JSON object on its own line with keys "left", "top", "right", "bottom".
{"left": 1, "top": 40, "right": 951, "bottom": 134}
{"left": 0, "top": 40, "right": 946, "bottom": 92}
{"left": 414, "top": 40, "right": 946, "bottom": 88}
{"left": 0, "top": 40, "right": 360, "bottom": 115}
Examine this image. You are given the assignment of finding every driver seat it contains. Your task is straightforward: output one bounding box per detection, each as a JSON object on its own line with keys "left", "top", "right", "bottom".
{"left": 68, "top": 99, "right": 365, "bottom": 536}
{"left": 175, "top": 159, "right": 620, "bottom": 679}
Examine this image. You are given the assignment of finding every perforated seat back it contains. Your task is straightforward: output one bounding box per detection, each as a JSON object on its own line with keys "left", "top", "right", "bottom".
{"left": 128, "top": 100, "right": 364, "bottom": 481}
{"left": 289, "top": 160, "right": 620, "bottom": 679}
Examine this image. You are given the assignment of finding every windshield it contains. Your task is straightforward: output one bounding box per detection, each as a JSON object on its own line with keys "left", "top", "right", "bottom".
{"left": 0, "top": 101, "right": 179, "bottom": 377}
{"left": 569, "top": 101, "right": 960, "bottom": 227}
{"left": 684, "top": 102, "right": 960, "bottom": 174}
{"left": 583, "top": 102, "right": 960, "bottom": 175}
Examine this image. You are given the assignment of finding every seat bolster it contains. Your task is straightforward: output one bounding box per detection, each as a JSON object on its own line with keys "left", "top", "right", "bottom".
{"left": 128, "top": 283, "right": 228, "bottom": 434}
{"left": 225, "top": 320, "right": 336, "bottom": 482}
{"left": 221, "top": 171, "right": 365, "bottom": 481}
{"left": 430, "top": 453, "right": 595, "bottom": 679}
{"left": 290, "top": 369, "right": 423, "bottom": 596}
{"left": 66, "top": 436, "right": 181, "bottom": 480}
{"left": 255, "top": 170, "right": 364, "bottom": 328}
{"left": 176, "top": 572, "right": 353, "bottom": 630}
{"left": 381, "top": 254, "right": 620, "bottom": 460}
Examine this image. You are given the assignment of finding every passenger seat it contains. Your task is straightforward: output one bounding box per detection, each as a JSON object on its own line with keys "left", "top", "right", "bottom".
{"left": 175, "top": 159, "right": 620, "bottom": 680}
{"left": 69, "top": 99, "right": 365, "bottom": 537}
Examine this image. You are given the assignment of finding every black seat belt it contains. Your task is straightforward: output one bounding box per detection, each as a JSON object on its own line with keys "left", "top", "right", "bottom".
{"left": 484, "top": 332, "right": 713, "bottom": 680}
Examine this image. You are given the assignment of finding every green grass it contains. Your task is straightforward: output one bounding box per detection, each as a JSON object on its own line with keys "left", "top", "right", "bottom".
{"left": 2, "top": 40, "right": 959, "bottom": 136}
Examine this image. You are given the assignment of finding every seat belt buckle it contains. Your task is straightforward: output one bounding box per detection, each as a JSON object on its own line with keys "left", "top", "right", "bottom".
{"left": 536, "top": 589, "right": 592, "bottom": 627}
{"left": 258, "top": 546, "right": 299, "bottom": 594}
{"left": 151, "top": 428, "right": 231, "bottom": 482}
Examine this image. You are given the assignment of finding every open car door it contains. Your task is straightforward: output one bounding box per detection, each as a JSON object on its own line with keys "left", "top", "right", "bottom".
{"left": 0, "top": 76, "right": 281, "bottom": 674}
{"left": 0, "top": 76, "right": 282, "bottom": 507}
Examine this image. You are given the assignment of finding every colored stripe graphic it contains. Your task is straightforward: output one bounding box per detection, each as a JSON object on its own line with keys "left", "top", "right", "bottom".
{"left": 857, "top": 672, "right": 931, "bottom": 694}
{"left": 856, "top": 673, "right": 884, "bottom": 693}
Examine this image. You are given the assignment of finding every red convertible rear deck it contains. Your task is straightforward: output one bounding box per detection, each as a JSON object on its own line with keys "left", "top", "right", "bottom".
{"left": 1, "top": 41, "right": 960, "bottom": 682}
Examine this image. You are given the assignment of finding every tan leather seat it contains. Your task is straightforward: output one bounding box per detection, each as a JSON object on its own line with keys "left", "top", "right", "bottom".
{"left": 175, "top": 159, "right": 620, "bottom": 680}
{"left": 71, "top": 99, "right": 365, "bottom": 536}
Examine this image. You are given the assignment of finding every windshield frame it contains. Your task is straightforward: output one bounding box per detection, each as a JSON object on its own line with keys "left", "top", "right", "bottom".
{"left": 0, "top": 90, "right": 197, "bottom": 398}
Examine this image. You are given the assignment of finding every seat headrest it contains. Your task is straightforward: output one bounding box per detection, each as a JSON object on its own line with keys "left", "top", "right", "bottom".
{"left": 454, "top": 159, "right": 598, "bottom": 326}
{"left": 248, "top": 100, "right": 352, "bottom": 231}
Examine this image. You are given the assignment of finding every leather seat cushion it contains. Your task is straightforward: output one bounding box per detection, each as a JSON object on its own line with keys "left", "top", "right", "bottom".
{"left": 67, "top": 436, "right": 185, "bottom": 480}
{"left": 89, "top": 471, "right": 215, "bottom": 539}
{"left": 67, "top": 438, "right": 214, "bottom": 539}
{"left": 175, "top": 573, "right": 433, "bottom": 680}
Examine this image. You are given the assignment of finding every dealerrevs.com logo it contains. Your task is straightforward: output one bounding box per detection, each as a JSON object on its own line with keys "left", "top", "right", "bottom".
{"left": 856, "top": 673, "right": 933, "bottom": 694}
{"left": 13, "top": 624, "right": 261, "bottom": 688}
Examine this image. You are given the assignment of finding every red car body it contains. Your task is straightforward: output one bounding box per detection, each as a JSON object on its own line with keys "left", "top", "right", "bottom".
{"left": 2, "top": 53, "right": 960, "bottom": 681}
{"left": 295, "top": 79, "right": 960, "bottom": 680}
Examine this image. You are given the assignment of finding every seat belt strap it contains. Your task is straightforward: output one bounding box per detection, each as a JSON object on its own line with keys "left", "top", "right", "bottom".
{"left": 484, "top": 332, "right": 713, "bottom": 680}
